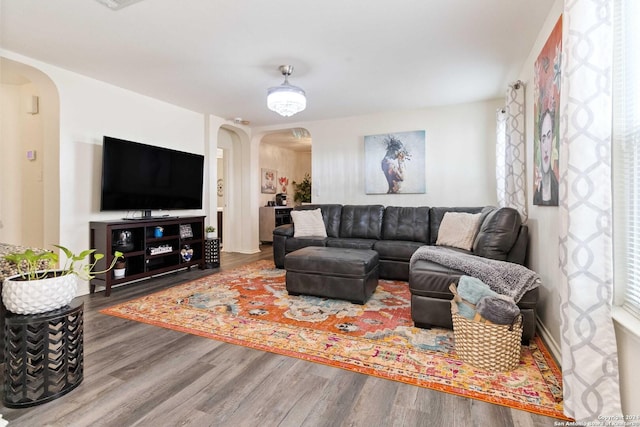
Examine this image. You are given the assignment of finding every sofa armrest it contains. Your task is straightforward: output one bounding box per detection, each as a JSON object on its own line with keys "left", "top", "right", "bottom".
{"left": 273, "top": 224, "right": 294, "bottom": 237}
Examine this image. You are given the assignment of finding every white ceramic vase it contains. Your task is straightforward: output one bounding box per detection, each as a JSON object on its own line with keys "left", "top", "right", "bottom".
{"left": 2, "top": 272, "right": 78, "bottom": 315}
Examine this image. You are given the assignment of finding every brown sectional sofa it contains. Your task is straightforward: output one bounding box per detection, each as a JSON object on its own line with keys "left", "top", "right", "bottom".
{"left": 272, "top": 204, "right": 538, "bottom": 342}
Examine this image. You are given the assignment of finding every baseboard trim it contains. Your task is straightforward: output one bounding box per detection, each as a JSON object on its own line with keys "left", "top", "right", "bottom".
{"left": 537, "top": 319, "right": 561, "bottom": 367}
{"left": 236, "top": 248, "right": 261, "bottom": 254}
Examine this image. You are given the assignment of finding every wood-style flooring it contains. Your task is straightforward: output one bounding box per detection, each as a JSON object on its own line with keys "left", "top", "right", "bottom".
{"left": 0, "top": 246, "right": 557, "bottom": 427}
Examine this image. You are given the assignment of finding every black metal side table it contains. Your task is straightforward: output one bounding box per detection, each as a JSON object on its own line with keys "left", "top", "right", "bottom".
{"left": 205, "top": 238, "right": 220, "bottom": 268}
{"left": 3, "top": 298, "right": 84, "bottom": 408}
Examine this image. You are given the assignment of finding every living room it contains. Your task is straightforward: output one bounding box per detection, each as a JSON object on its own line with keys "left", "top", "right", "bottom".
{"left": 1, "top": 0, "right": 638, "bottom": 423}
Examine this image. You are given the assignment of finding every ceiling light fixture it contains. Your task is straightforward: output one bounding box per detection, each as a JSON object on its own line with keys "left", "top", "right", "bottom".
{"left": 94, "top": 0, "right": 145, "bottom": 10}
{"left": 291, "top": 128, "right": 310, "bottom": 139}
{"left": 267, "top": 65, "right": 306, "bottom": 117}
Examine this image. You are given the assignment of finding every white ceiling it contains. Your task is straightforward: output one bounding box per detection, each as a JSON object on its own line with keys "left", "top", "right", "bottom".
{"left": 0, "top": 0, "right": 553, "bottom": 128}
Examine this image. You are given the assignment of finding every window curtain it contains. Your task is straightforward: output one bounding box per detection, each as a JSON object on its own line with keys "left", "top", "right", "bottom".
{"left": 496, "top": 82, "right": 527, "bottom": 222}
{"left": 558, "top": 0, "right": 622, "bottom": 421}
{"left": 496, "top": 108, "right": 507, "bottom": 205}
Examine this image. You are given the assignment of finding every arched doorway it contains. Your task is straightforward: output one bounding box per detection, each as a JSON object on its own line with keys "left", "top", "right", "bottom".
{"left": 0, "top": 57, "right": 60, "bottom": 248}
{"left": 215, "top": 125, "right": 257, "bottom": 253}
{"left": 259, "top": 128, "right": 312, "bottom": 207}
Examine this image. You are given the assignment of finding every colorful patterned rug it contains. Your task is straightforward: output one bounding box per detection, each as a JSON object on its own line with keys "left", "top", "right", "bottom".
{"left": 101, "top": 260, "right": 568, "bottom": 420}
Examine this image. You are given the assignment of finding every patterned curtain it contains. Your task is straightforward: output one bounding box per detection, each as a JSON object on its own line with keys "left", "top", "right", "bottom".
{"left": 496, "top": 108, "right": 507, "bottom": 205}
{"left": 558, "top": 0, "right": 622, "bottom": 421}
{"left": 496, "top": 82, "right": 527, "bottom": 222}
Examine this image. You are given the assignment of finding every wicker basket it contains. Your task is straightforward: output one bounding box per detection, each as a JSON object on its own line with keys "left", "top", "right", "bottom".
{"left": 449, "top": 283, "right": 523, "bottom": 372}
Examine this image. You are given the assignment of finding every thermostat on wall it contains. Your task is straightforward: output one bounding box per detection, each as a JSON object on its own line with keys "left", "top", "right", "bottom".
{"left": 26, "top": 150, "right": 36, "bottom": 161}
{"left": 27, "top": 95, "right": 39, "bottom": 114}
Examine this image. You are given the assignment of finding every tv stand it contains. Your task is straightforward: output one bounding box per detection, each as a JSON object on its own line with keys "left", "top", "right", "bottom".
{"left": 121, "top": 215, "right": 173, "bottom": 221}
{"left": 89, "top": 216, "right": 205, "bottom": 296}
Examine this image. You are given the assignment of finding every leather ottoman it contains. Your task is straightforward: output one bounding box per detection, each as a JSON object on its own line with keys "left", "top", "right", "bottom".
{"left": 284, "top": 247, "right": 379, "bottom": 304}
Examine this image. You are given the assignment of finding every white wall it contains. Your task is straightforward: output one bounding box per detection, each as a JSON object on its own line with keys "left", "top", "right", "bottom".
{"left": 0, "top": 84, "right": 23, "bottom": 245}
{"left": 1, "top": 49, "right": 210, "bottom": 294}
{"left": 518, "top": 0, "right": 564, "bottom": 356}
{"left": 19, "top": 84, "right": 45, "bottom": 246}
{"left": 255, "top": 98, "right": 502, "bottom": 209}
{"left": 56, "top": 72, "right": 207, "bottom": 270}
{"left": 259, "top": 143, "right": 311, "bottom": 207}
{"left": 1, "top": 57, "right": 59, "bottom": 249}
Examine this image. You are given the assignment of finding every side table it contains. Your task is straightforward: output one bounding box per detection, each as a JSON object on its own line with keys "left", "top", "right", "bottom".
{"left": 205, "top": 238, "right": 220, "bottom": 268}
{"left": 3, "top": 299, "right": 84, "bottom": 408}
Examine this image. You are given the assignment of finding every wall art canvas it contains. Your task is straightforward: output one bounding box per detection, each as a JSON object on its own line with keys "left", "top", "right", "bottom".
{"left": 533, "top": 15, "right": 562, "bottom": 206}
{"left": 261, "top": 168, "right": 277, "bottom": 194}
{"left": 364, "top": 130, "right": 426, "bottom": 194}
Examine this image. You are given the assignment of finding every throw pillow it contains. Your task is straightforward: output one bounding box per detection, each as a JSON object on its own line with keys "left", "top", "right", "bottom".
{"left": 435, "top": 212, "right": 482, "bottom": 251}
{"left": 291, "top": 208, "right": 327, "bottom": 238}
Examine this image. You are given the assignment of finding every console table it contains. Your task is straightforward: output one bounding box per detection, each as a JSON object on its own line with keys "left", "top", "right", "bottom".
{"left": 3, "top": 299, "right": 84, "bottom": 408}
{"left": 259, "top": 206, "right": 292, "bottom": 243}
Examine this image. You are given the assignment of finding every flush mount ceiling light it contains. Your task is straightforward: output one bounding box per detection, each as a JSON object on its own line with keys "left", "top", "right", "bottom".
{"left": 94, "top": 0, "right": 145, "bottom": 10}
{"left": 267, "top": 65, "right": 306, "bottom": 117}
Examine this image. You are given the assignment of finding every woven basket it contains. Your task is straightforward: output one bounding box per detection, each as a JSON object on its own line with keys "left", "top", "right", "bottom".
{"left": 449, "top": 283, "right": 523, "bottom": 372}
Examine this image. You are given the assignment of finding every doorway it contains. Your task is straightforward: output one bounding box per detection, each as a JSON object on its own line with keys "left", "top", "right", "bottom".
{"left": 0, "top": 57, "right": 60, "bottom": 248}
{"left": 259, "top": 128, "right": 312, "bottom": 208}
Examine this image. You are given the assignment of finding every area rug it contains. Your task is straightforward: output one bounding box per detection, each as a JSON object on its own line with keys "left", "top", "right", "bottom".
{"left": 101, "top": 260, "right": 568, "bottom": 420}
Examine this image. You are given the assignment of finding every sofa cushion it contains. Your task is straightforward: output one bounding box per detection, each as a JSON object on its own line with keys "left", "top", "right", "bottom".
{"left": 295, "top": 204, "right": 342, "bottom": 238}
{"left": 373, "top": 240, "right": 423, "bottom": 262}
{"left": 285, "top": 236, "right": 327, "bottom": 253}
{"left": 473, "top": 207, "right": 522, "bottom": 261}
{"left": 435, "top": 212, "right": 482, "bottom": 250}
{"left": 327, "top": 238, "right": 378, "bottom": 250}
{"left": 291, "top": 209, "right": 327, "bottom": 238}
{"left": 429, "top": 207, "right": 488, "bottom": 245}
{"left": 339, "top": 205, "right": 384, "bottom": 239}
{"left": 381, "top": 206, "right": 430, "bottom": 243}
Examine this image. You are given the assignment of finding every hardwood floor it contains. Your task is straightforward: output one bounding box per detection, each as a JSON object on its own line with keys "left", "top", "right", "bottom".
{"left": 0, "top": 246, "right": 557, "bottom": 427}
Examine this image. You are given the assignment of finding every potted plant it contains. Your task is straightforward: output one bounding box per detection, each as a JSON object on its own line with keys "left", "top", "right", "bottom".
{"left": 113, "top": 259, "right": 126, "bottom": 279}
{"left": 2, "top": 245, "right": 123, "bottom": 314}
{"left": 205, "top": 226, "right": 216, "bottom": 239}
{"left": 292, "top": 173, "right": 312, "bottom": 205}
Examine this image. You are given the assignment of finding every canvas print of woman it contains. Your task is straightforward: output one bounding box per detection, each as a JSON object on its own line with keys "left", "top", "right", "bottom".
{"left": 364, "top": 130, "right": 425, "bottom": 195}
{"left": 533, "top": 16, "right": 562, "bottom": 206}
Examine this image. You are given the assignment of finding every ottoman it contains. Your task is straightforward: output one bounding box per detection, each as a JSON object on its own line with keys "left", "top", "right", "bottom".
{"left": 284, "top": 247, "right": 379, "bottom": 304}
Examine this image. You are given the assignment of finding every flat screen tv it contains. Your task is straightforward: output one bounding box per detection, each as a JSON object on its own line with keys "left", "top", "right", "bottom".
{"left": 100, "top": 136, "right": 204, "bottom": 215}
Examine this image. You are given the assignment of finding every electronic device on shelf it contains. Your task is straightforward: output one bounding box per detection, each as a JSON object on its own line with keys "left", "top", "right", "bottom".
{"left": 276, "top": 193, "right": 287, "bottom": 206}
{"left": 147, "top": 245, "right": 173, "bottom": 256}
{"left": 100, "top": 136, "right": 205, "bottom": 217}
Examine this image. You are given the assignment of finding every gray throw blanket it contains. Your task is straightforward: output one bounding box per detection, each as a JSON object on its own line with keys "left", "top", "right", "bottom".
{"left": 410, "top": 246, "right": 540, "bottom": 302}
{"left": 476, "top": 296, "right": 521, "bottom": 325}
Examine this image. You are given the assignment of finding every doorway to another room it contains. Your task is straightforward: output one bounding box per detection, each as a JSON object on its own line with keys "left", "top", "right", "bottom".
{"left": 258, "top": 128, "right": 312, "bottom": 244}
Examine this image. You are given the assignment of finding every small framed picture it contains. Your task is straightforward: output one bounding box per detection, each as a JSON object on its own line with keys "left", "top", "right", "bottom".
{"left": 179, "top": 224, "right": 193, "bottom": 239}
{"left": 261, "top": 168, "right": 277, "bottom": 194}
